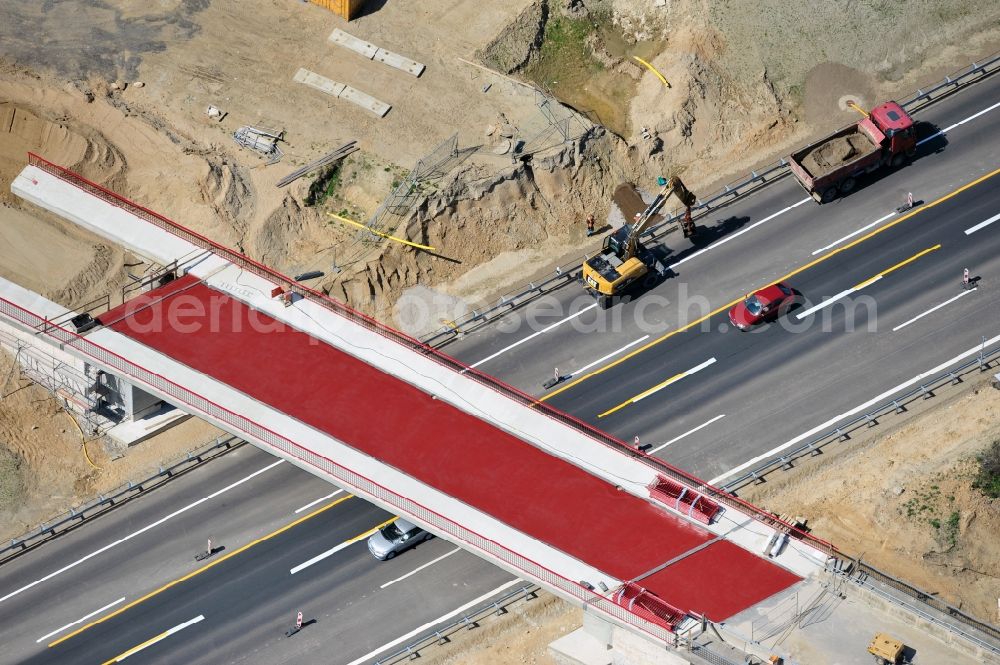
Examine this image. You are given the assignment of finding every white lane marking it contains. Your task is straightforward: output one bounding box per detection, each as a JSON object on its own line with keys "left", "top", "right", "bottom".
{"left": 344, "top": 580, "right": 523, "bottom": 665}
{"left": 468, "top": 304, "right": 599, "bottom": 369}
{"left": 649, "top": 415, "right": 726, "bottom": 454}
{"left": 669, "top": 198, "right": 811, "bottom": 270}
{"left": 294, "top": 489, "right": 345, "bottom": 514}
{"left": 290, "top": 520, "right": 389, "bottom": 575}
{"left": 917, "top": 100, "right": 1000, "bottom": 146}
{"left": 965, "top": 212, "right": 1000, "bottom": 235}
{"left": 892, "top": 288, "right": 977, "bottom": 332}
{"left": 380, "top": 547, "right": 462, "bottom": 589}
{"left": 36, "top": 597, "right": 126, "bottom": 643}
{"left": 635, "top": 357, "right": 717, "bottom": 403}
{"left": 206, "top": 459, "right": 284, "bottom": 498}
{"left": 113, "top": 615, "right": 205, "bottom": 662}
{"left": 812, "top": 212, "right": 896, "bottom": 255}
{"left": 0, "top": 459, "right": 285, "bottom": 605}
{"left": 290, "top": 541, "right": 357, "bottom": 575}
{"left": 793, "top": 280, "right": 879, "bottom": 320}
{"left": 568, "top": 335, "right": 650, "bottom": 377}
{"left": 710, "top": 332, "right": 1000, "bottom": 486}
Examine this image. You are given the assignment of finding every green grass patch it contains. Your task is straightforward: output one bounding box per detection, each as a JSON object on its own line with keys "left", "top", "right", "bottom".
{"left": 0, "top": 446, "right": 26, "bottom": 507}
{"left": 304, "top": 163, "right": 342, "bottom": 207}
{"left": 527, "top": 14, "right": 602, "bottom": 89}
{"left": 945, "top": 510, "right": 960, "bottom": 548}
{"left": 973, "top": 439, "right": 1000, "bottom": 499}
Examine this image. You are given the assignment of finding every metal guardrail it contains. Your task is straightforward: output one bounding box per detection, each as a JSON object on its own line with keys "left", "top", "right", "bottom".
{"left": 0, "top": 295, "right": 688, "bottom": 644}
{"left": 17, "top": 145, "right": 992, "bottom": 644}
{"left": 719, "top": 343, "right": 1000, "bottom": 647}
{"left": 420, "top": 49, "right": 1000, "bottom": 348}
{"left": 20, "top": 154, "right": 843, "bottom": 588}
{"left": 374, "top": 583, "right": 744, "bottom": 665}
{"left": 899, "top": 49, "right": 1000, "bottom": 113}
{"left": 853, "top": 560, "right": 1000, "bottom": 650}
{"left": 721, "top": 344, "right": 999, "bottom": 492}
{"left": 374, "top": 584, "right": 540, "bottom": 664}
{"left": 0, "top": 434, "right": 243, "bottom": 565}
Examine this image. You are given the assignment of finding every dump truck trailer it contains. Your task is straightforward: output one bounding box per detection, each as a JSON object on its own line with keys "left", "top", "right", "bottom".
{"left": 788, "top": 101, "right": 916, "bottom": 203}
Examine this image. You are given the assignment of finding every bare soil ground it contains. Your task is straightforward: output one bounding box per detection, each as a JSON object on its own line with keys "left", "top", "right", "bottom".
{"left": 743, "top": 375, "right": 1000, "bottom": 623}
{"left": 0, "top": 349, "right": 222, "bottom": 541}
{"left": 400, "top": 592, "right": 579, "bottom": 665}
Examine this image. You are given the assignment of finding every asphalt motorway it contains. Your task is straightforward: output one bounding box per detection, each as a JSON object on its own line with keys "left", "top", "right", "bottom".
{"left": 443, "top": 74, "right": 1000, "bottom": 482}
{"left": 1, "top": 74, "right": 997, "bottom": 665}
{"left": 0, "top": 445, "right": 513, "bottom": 665}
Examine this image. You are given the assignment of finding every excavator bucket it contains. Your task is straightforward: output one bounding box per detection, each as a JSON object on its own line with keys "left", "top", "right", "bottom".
{"left": 669, "top": 176, "right": 697, "bottom": 208}
{"left": 680, "top": 208, "right": 696, "bottom": 238}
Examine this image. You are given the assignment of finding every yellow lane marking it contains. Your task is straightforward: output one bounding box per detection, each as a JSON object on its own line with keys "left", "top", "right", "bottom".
{"left": 853, "top": 275, "right": 882, "bottom": 290}
{"left": 598, "top": 371, "right": 684, "bottom": 418}
{"left": 539, "top": 166, "right": 1000, "bottom": 403}
{"left": 853, "top": 244, "right": 940, "bottom": 290}
{"left": 597, "top": 357, "right": 717, "bottom": 418}
{"left": 632, "top": 56, "right": 670, "bottom": 87}
{"left": 49, "top": 495, "right": 354, "bottom": 648}
{"left": 328, "top": 212, "right": 436, "bottom": 251}
{"left": 794, "top": 245, "right": 940, "bottom": 320}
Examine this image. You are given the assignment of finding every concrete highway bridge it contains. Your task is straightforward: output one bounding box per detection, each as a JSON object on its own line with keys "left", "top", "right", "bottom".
{"left": 2, "top": 155, "right": 996, "bottom": 664}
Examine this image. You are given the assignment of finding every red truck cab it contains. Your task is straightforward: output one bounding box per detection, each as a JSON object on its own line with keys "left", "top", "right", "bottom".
{"left": 869, "top": 102, "right": 916, "bottom": 158}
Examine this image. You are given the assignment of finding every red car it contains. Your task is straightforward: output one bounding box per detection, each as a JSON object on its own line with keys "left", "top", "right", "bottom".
{"left": 729, "top": 283, "right": 795, "bottom": 330}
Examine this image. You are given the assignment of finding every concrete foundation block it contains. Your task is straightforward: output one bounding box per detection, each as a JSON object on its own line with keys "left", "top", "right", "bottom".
{"left": 548, "top": 627, "right": 613, "bottom": 665}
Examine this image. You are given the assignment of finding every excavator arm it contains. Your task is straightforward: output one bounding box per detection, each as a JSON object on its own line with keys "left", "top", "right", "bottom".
{"left": 624, "top": 176, "right": 697, "bottom": 259}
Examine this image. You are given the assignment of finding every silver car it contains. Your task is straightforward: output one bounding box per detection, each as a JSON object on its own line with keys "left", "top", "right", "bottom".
{"left": 367, "top": 517, "right": 433, "bottom": 560}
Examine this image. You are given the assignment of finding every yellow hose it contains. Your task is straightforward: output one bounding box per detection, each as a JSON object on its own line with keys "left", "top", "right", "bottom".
{"left": 846, "top": 101, "right": 869, "bottom": 118}
{"left": 632, "top": 56, "right": 670, "bottom": 88}
{"left": 64, "top": 408, "right": 101, "bottom": 470}
{"left": 327, "top": 213, "right": 436, "bottom": 252}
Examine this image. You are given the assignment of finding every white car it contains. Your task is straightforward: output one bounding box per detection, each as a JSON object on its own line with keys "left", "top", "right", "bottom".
{"left": 367, "top": 518, "right": 433, "bottom": 560}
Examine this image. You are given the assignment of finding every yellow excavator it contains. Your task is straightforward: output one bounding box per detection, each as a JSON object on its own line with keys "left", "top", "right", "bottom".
{"left": 582, "top": 176, "right": 697, "bottom": 309}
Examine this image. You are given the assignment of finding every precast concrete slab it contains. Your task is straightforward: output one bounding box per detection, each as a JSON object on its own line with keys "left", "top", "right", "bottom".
{"left": 293, "top": 69, "right": 390, "bottom": 116}
{"left": 339, "top": 84, "right": 392, "bottom": 117}
{"left": 328, "top": 28, "right": 378, "bottom": 60}
{"left": 293, "top": 68, "right": 347, "bottom": 98}
{"left": 373, "top": 47, "right": 425, "bottom": 77}
{"left": 328, "top": 28, "right": 425, "bottom": 76}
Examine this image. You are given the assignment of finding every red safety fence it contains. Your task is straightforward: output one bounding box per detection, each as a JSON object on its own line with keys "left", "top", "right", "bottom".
{"left": 648, "top": 475, "right": 722, "bottom": 525}
{"left": 22, "top": 152, "right": 839, "bottom": 558}
{"left": 613, "top": 583, "right": 686, "bottom": 632}
{"left": 0, "top": 294, "right": 678, "bottom": 643}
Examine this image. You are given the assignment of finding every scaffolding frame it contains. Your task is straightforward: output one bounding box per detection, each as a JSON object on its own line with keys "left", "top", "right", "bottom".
{"left": 0, "top": 329, "right": 119, "bottom": 435}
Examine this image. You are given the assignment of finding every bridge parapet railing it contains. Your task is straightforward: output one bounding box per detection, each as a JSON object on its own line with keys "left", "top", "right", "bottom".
{"left": 22, "top": 153, "right": 838, "bottom": 561}
{"left": 0, "top": 295, "right": 678, "bottom": 642}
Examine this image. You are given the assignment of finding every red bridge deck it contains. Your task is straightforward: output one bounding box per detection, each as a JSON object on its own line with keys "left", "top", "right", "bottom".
{"left": 99, "top": 277, "right": 799, "bottom": 621}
